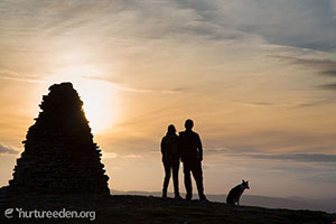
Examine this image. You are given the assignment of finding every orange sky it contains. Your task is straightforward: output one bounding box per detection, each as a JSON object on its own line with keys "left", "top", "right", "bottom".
{"left": 0, "top": 0, "right": 336, "bottom": 198}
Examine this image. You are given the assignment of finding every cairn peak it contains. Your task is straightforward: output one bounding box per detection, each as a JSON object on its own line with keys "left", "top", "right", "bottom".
{"left": 9, "top": 82, "right": 110, "bottom": 195}
{"left": 49, "top": 82, "right": 73, "bottom": 91}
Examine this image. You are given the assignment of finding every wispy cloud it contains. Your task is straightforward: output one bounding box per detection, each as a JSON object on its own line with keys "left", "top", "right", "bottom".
{"left": 176, "top": 0, "right": 336, "bottom": 51}
{"left": 112, "top": 84, "right": 182, "bottom": 94}
{"left": 245, "top": 153, "right": 336, "bottom": 163}
{"left": 293, "top": 99, "right": 335, "bottom": 108}
{"left": 270, "top": 55, "right": 336, "bottom": 92}
{"left": 2, "top": 0, "right": 336, "bottom": 51}
{"left": 271, "top": 55, "right": 336, "bottom": 68}
{"left": 101, "top": 151, "right": 143, "bottom": 160}
{"left": 303, "top": 171, "right": 336, "bottom": 183}
{"left": 206, "top": 146, "right": 336, "bottom": 164}
{"left": 124, "top": 154, "right": 143, "bottom": 159}
{"left": 85, "top": 76, "right": 182, "bottom": 94}
{"left": 102, "top": 152, "right": 118, "bottom": 159}
{"left": 320, "top": 83, "right": 336, "bottom": 90}
{"left": 0, "top": 143, "right": 19, "bottom": 155}
{"left": 234, "top": 100, "right": 334, "bottom": 109}
{"left": 0, "top": 70, "right": 43, "bottom": 83}
{"left": 234, "top": 102, "right": 273, "bottom": 108}
{"left": 205, "top": 147, "right": 231, "bottom": 154}
{"left": 322, "top": 70, "right": 336, "bottom": 77}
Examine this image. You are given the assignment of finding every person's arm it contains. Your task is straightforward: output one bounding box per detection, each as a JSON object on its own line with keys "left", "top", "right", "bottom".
{"left": 197, "top": 134, "right": 203, "bottom": 161}
{"left": 161, "top": 137, "right": 166, "bottom": 162}
{"left": 177, "top": 135, "right": 181, "bottom": 161}
{"left": 178, "top": 132, "right": 186, "bottom": 162}
{"left": 160, "top": 137, "right": 165, "bottom": 155}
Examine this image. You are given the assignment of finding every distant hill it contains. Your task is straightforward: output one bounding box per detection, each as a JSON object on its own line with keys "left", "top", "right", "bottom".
{"left": 111, "top": 190, "right": 336, "bottom": 213}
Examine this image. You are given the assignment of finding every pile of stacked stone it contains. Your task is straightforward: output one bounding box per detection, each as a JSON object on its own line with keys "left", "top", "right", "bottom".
{"left": 9, "top": 82, "right": 110, "bottom": 195}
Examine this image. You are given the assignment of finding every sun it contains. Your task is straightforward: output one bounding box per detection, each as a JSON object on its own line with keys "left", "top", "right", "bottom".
{"left": 46, "top": 69, "right": 118, "bottom": 134}
{"left": 78, "top": 80, "right": 117, "bottom": 133}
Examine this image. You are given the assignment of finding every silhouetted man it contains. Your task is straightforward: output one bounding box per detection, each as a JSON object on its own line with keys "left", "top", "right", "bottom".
{"left": 179, "top": 119, "right": 207, "bottom": 201}
{"left": 160, "top": 124, "right": 181, "bottom": 199}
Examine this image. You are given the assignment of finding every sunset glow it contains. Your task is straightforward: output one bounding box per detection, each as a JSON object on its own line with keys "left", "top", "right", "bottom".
{"left": 0, "top": 0, "right": 336, "bottom": 200}
{"left": 46, "top": 70, "right": 118, "bottom": 133}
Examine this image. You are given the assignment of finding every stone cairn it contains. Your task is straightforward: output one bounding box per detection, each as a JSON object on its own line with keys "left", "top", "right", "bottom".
{"left": 9, "top": 82, "right": 110, "bottom": 195}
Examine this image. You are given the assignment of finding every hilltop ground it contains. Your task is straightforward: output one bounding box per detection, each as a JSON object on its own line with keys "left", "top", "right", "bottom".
{"left": 0, "top": 188, "right": 335, "bottom": 224}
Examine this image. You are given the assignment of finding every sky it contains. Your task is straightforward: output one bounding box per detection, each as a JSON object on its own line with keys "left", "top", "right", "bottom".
{"left": 0, "top": 0, "right": 336, "bottom": 199}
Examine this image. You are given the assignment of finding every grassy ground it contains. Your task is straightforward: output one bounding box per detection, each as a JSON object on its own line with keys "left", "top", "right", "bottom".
{"left": 0, "top": 192, "right": 335, "bottom": 224}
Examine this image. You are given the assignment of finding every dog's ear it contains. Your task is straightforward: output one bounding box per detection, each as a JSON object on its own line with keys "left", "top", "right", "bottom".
{"left": 242, "top": 179, "right": 245, "bottom": 183}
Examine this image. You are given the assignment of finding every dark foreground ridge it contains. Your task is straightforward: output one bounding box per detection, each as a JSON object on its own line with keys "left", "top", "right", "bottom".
{"left": 0, "top": 190, "right": 335, "bottom": 224}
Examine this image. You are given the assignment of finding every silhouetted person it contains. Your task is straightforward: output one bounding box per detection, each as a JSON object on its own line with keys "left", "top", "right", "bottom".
{"left": 161, "top": 124, "right": 181, "bottom": 199}
{"left": 179, "top": 119, "right": 207, "bottom": 201}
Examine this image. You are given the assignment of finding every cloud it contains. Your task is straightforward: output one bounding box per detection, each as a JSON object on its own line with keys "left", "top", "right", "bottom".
{"left": 268, "top": 164, "right": 336, "bottom": 184}
{"left": 293, "top": 99, "right": 334, "bottom": 108}
{"left": 0, "top": 70, "right": 43, "bottom": 83}
{"left": 270, "top": 55, "right": 336, "bottom": 92}
{"left": 175, "top": 0, "right": 336, "bottom": 51}
{"left": 320, "top": 83, "right": 336, "bottom": 90}
{"left": 203, "top": 127, "right": 336, "bottom": 167}
{"left": 245, "top": 153, "right": 336, "bottom": 163}
{"left": 234, "top": 99, "right": 334, "bottom": 108}
{"left": 234, "top": 102, "right": 273, "bottom": 108}
{"left": 206, "top": 128, "right": 336, "bottom": 156}
{"left": 112, "top": 84, "right": 181, "bottom": 95}
{"left": 124, "top": 154, "right": 143, "bottom": 159}
{"left": 101, "top": 151, "right": 143, "bottom": 160}
{"left": 0, "top": 143, "right": 19, "bottom": 155}
{"left": 207, "top": 146, "right": 336, "bottom": 164}
{"left": 206, "top": 147, "right": 336, "bottom": 164}
{"left": 85, "top": 76, "right": 182, "bottom": 94}
{"left": 303, "top": 171, "right": 336, "bottom": 183}
{"left": 4, "top": 0, "right": 335, "bottom": 52}
{"left": 102, "top": 152, "right": 118, "bottom": 159}
{"left": 271, "top": 55, "right": 336, "bottom": 67}
{"left": 109, "top": 166, "right": 123, "bottom": 170}
{"left": 271, "top": 55, "right": 336, "bottom": 80}
{"left": 322, "top": 70, "right": 336, "bottom": 77}
{"left": 205, "top": 147, "right": 232, "bottom": 154}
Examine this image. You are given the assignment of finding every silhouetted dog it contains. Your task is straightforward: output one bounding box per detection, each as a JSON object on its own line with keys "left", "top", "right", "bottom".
{"left": 226, "top": 180, "right": 249, "bottom": 205}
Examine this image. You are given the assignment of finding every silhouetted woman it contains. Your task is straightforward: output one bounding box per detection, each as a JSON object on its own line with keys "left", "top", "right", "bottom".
{"left": 160, "top": 124, "right": 181, "bottom": 199}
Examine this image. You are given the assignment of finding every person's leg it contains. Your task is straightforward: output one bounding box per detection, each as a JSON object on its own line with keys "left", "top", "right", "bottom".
{"left": 183, "top": 162, "right": 192, "bottom": 201}
{"left": 172, "top": 161, "right": 181, "bottom": 198}
{"left": 162, "top": 162, "right": 171, "bottom": 198}
{"left": 191, "top": 160, "right": 206, "bottom": 201}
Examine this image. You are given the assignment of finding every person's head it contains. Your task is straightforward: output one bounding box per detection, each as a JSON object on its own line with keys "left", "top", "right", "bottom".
{"left": 167, "top": 124, "right": 176, "bottom": 135}
{"left": 184, "top": 119, "right": 194, "bottom": 131}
